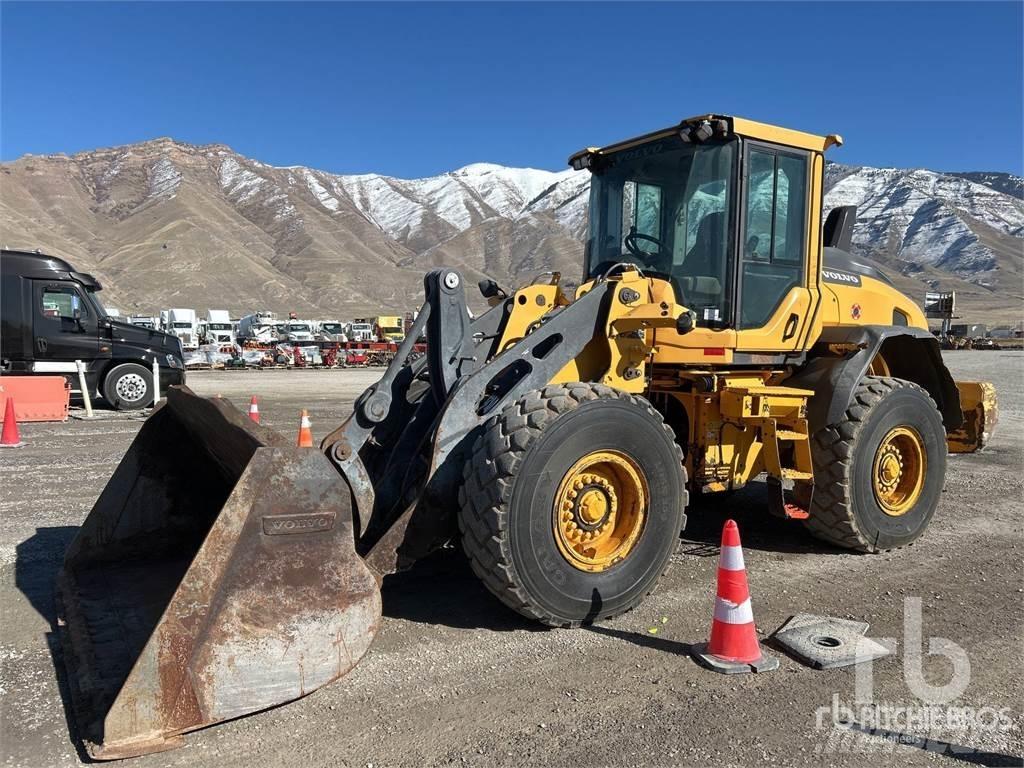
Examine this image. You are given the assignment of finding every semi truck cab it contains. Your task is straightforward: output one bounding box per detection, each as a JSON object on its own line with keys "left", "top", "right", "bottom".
{"left": 0, "top": 249, "right": 185, "bottom": 409}
{"left": 204, "top": 309, "right": 236, "bottom": 345}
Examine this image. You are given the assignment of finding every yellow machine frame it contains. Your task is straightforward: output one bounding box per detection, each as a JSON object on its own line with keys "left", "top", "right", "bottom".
{"left": 496, "top": 114, "right": 990, "bottom": 503}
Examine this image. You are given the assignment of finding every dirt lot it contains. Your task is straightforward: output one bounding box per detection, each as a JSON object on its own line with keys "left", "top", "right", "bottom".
{"left": 2, "top": 353, "right": 1022, "bottom": 767}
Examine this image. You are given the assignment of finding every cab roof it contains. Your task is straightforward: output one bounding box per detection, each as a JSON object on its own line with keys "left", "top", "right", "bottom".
{"left": 1, "top": 248, "right": 103, "bottom": 289}
{"left": 569, "top": 114, "right": 842, "bottom": 168}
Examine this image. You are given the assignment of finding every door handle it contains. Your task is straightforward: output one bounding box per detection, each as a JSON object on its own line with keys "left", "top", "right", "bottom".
{"left": 782, "top": 313, "right": 799, "bottom": 342}
{"left": 35, "top": 337, "right": 48, "bottom": 354}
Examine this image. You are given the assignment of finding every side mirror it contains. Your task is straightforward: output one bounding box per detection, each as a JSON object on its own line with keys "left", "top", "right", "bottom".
{"left": 675, "top": 310, "right": 697, "bottom": 335}
{"left": 478, "top": 278, "right": 506, "bottom": 300}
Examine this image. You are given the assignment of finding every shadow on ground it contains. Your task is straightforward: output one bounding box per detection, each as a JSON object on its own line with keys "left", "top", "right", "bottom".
{"left": 383, "top": 479, "right": 852, "bottom": 631}
{"left": 681, "top": 480, "right": 849, "bottom": 556}
{"left": 381, "top": 548, "right": 538, "bottom": 632}
{"left": 14, "top": 526, "right": 91, "bottom": 762}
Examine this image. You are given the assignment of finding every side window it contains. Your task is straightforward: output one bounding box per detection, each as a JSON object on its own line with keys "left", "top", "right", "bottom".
{"left": 670, "top": 141, "right": 736, "bottom": 326}
{"left": 40, "top": 286, "right": 88, "bottom": 321}
{"left": 774, "top": 154, "right": 807, "bottom": 264}
{"left": 740, "top": 148, "right": 808, "bottom": 329}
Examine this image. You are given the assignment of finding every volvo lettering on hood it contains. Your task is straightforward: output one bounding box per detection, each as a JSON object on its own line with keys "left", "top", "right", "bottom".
{"left": 822, "top": 268, "right": 862, "bottom": 286}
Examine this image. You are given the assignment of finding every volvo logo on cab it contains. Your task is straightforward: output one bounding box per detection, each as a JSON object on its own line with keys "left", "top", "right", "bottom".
{"left": 822, "top": 269, "right": 862, "bottom": 287}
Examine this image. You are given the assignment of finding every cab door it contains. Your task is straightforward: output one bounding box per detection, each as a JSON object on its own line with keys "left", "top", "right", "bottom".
{"left": 734, "top": 142, "right": 822, "bottom": 353}
{"left": 31, "top": 281, "right": 100, "bottom": 371}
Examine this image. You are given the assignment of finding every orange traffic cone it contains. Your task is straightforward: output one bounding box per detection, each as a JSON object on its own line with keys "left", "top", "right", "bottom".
{"left": 691, "top": 519, "right": 778, "bottom": 674}
{"left": 1, "top": 397, "right": 24, "bottom": 448}
{"left": 248, "top": 395, "right": 260, "bottom": 424}
{"left": 296, "top": 409, "right": 313, "bottom": 447}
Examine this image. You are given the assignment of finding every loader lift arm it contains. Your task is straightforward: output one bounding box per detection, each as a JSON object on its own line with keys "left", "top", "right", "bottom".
{"left": 322, "top": 268, "right": 614, "bottom": 575}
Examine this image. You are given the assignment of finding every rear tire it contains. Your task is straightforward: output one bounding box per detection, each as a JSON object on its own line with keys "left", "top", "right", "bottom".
{"left": 458, "top": 383, "right": 688, "bottom": 627}
{"left": 103, "top": 363, "right": 153, "bottom": 410}
{"left": 802, "top": 376, "right": 946, "bottom": 552}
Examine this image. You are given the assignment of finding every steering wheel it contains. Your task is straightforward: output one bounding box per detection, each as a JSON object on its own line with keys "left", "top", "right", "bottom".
{"left": 624, "top": 226, "right": 670, "bottom": 271}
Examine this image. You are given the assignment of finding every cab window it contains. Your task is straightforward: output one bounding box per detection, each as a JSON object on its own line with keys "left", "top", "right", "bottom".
{"left": 40, "top": 286, "right": 88, "bottom": 321}
{"left": 740, "top": 148, "right": 808, "bottom": 328}
{"left": 587, "top": 139, "right": 737, "bottom": 326}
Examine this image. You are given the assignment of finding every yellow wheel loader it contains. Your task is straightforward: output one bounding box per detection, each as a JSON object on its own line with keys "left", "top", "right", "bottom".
{"left": 56, "top": 114, "right": 997, "bottom": 758}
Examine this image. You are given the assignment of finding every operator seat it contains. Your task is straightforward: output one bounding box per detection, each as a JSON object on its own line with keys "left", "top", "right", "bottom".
{"left": 676, "top": 211, "right": 725, "bottom": 311}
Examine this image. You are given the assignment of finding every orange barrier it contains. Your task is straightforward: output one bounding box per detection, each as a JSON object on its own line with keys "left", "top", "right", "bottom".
{"left": 0, "top": 376, "right": 71, "bottom": 423}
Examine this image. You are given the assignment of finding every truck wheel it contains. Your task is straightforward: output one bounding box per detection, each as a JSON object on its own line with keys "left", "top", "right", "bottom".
{"left": 458, "top": 383, "right": 688, "bottom": 627}
{"left": 103, "top": 363, "right": 153, "bottom": 410}
{"left": 802, "top": 376, "right": 946, "bottom": 552}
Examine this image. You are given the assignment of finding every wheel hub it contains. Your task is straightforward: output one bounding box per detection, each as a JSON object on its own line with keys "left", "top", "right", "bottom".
{"left": 570, "top": 476, "right": 615, "bottom": 532}
{"left": 553, "top": 451, "right": 647, "bottom": 572}
{"left": 872, "top": 426, "right": 926, "bottom": 517}
{"left": 115, "top": 373, "right": 147, "bottom": 402}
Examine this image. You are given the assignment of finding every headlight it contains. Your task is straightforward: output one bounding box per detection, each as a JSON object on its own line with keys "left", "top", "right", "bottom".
{"left": 166, "top": 354, "right": 180, "bottom": 368}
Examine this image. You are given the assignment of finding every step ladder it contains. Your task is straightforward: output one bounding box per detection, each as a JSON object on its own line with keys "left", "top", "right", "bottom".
{"left": 720, "top": 385, "right": 815, "bottom": 519}
{"left": 759, "top": 416, "right": 815, "bottom": 520}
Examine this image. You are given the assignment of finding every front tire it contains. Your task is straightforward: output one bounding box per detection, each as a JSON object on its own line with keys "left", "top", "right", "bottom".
{"left": 103, "top": 363, "right": 153, "bottom": 410}
{"left": 802, "top": 376, "right": 947, "bottom": 552}
{"left": 458, "top": 383, "right": 688, "bottom": 627}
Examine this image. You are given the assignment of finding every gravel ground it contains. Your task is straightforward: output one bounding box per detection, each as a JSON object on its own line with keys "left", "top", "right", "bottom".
{"left": 1, "top": 353, "right": 1022, "bottom": 768}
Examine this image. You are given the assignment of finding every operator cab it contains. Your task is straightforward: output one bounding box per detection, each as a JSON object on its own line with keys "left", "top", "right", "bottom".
{"left": 573, "top": 114, "right": 843, "bottom": 358}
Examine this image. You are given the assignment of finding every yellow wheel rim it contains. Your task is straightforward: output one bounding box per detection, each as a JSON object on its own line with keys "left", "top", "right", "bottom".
{"left": 867, "top": 354, "right": 890, "bottom": 377}
{"left": 552, "top": 450, "right": 648, "bottom": 572}
{"left": 872, "top": 426, "right": 927, "bottom": 516}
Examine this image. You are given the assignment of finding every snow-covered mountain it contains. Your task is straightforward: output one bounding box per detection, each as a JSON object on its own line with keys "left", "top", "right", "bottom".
{"left": 1, "top": 139, "right": 1020, "bottom": 322}
{"left": 823, "top": 163, "right": 1023, "bottom": 288}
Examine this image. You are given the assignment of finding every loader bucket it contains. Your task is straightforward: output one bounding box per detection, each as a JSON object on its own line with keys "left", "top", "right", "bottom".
{"left": 946, "top": 381, "right": 998, "bottom": 453}
{"left": 55, "top": 387, "right": 381, "bottom": 760}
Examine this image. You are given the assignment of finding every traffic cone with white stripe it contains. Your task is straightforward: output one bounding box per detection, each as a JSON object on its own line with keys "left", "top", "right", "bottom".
{"left": 1, "top": 397, "right": 24, "bottom": 448}
{"left": 691, "top": 519, "right": 778, "bottom": 674}
{"left": 296, "top": 409, "right": 313, "bottom": 447}
{"left": 248, "top": 395, "right": 260, "bottom": 424}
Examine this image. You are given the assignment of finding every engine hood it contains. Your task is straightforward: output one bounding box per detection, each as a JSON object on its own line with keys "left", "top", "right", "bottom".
{"left": 109, "top": 319, "right": 183, "bottom": 355}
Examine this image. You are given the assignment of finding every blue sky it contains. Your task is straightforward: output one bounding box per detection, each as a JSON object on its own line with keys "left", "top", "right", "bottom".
{"left": 2, "top": 2, "right": 1021, "bottom": 177}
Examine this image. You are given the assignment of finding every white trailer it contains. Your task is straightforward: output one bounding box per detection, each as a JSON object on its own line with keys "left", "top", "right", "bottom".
{"left": 166, "top": 308, "right": 199, "bottom": 350}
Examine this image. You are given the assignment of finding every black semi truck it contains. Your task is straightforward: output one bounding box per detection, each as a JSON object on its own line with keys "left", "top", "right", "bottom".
{"left": 0, "top": 249, "right": 185, "bottom": 409}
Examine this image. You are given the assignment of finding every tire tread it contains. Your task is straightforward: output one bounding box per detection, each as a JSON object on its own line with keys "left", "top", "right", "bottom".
{"left": 802, "top": 376, "right": 941, "bottom": 553}
{"left": 457, "top": 383, "right": 687, "bottom": 627}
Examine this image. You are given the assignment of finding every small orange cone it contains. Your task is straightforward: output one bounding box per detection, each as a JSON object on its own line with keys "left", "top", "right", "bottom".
{"left": 296, "top": 409, "right": 313, "bottom": 447}
{"left": 248, "top": 395, "right": 260, "bottom": 424}
{"left": 691, "top": 519, "right": 778, "bottom": 674}
{"left": 1, "top": 397, "right": 24, "bottom": 448}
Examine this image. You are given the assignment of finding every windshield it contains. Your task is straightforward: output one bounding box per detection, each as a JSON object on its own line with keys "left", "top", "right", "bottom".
{"left": 382, "top": 326, "right": 402, "bottom": 334}
{"left": 172, "top": 322, "right": 192, "bottom": 329}
{"left": 287, "top": 324, "right": 311, "bottom": 332}
{"left": 321, "top": 323, "right": 342, "bottom": 332}
{"left": 586, "top": 137, "right": 737, "bottom": 325}
{"left": 208, "top": 323, "right": 232, "bottom": 331}
{"left": 352, "top": 324, "right": 371, "bottom": 331}
{"left": 83, "top": 287, "right": 108, "bottom": 319}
